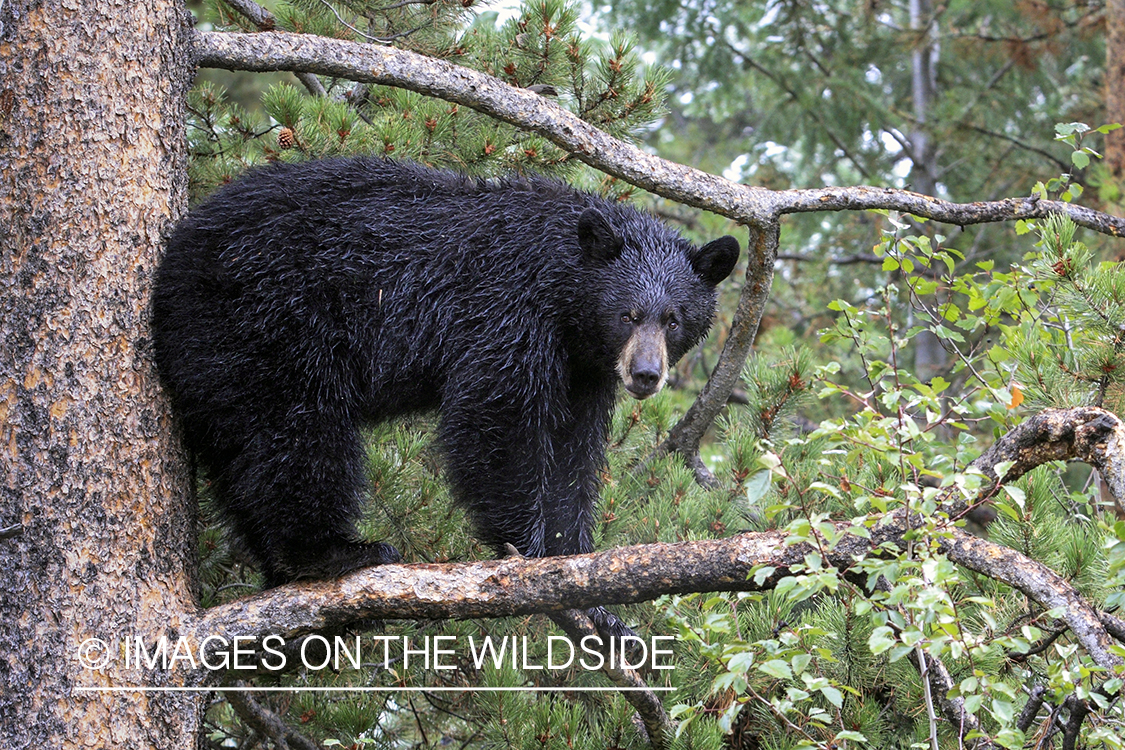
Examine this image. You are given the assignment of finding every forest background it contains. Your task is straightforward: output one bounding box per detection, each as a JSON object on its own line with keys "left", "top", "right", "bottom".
{"left": 164, "top": 0, "right": 1125, "bottom": 746}
{"left": 6, "top": 0, "right": 1125, "bottom": 748}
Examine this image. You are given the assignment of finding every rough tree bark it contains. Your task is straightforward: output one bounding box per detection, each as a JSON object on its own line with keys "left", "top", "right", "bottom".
{"left": 1107, "top": 0, "right": 1125, "bottom": 182}
{"left": 0, "top": 0, "right": 198, "bottom": 748}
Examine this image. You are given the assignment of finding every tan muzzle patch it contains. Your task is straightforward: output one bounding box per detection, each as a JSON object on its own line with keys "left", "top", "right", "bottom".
{"left": 617, "top": 324, "right": 667, "bottom": 399}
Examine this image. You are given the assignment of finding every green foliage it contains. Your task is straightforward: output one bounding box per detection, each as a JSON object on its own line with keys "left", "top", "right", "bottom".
{"left": 188, "top": 0, "right": 1125, "bottom": 740}
{"left": 662, "top": 212, "right": 1125, "bottom": 749}
{"left": 186, "top": 0, "right": 670, "bottom": 198}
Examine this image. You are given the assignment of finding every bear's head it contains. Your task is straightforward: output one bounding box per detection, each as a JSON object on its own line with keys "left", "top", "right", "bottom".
{"left": 577, "top": 207, "right": 740, "bottom": 399}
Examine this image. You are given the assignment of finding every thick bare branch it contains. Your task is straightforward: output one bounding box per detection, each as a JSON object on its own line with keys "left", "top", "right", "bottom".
{"left": 934, "top": 527, "right": 1121, "bottom": 669}
{"left": 189, "top": 521, "right": 1121, "bottom": 673}
{"left": 190, "top": 530, "right": 804, "bottom": 646}
{"left": 776, "top": 187, "right": 1125, "bottom": 237}
{"left": 969, "top": 406, "right": 1125, "bottom": 509}
{"left": 192, "top": 30, "right": 1125, "bottom": 238}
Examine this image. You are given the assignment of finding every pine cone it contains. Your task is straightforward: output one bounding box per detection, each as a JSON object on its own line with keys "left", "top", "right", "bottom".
{"left": 277, "top": 127, "right": 295, "bottom": 150}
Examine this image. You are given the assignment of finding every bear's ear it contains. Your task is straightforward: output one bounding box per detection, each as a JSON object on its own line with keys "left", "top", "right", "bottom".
{"left": 690, "top": 236, "right": 740, "bottom": 287}
{"left": 577, "top": 208, "right": 624, "bottom": 262}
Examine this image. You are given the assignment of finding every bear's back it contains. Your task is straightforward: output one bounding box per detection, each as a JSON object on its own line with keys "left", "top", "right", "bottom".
{"left": 152, "top": 158, "right": 604, "bottom": 434}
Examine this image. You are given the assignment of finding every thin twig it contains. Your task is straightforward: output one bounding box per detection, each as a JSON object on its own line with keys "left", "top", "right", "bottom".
{"left": 548, "top": 610, "right": 673, "bottom": 750}
{"left": 916, "top": 644, "right": 941, "bottom": 750}
{"left": 224, "top": 681, "right": 319, "bottom": 750}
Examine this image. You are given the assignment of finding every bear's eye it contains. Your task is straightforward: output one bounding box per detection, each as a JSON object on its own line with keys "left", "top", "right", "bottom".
{"left": 620, "top": 313, "right": 632, "bottom": 324}
{"left": 668, "top": 319, "right": 679, "bottom": 331}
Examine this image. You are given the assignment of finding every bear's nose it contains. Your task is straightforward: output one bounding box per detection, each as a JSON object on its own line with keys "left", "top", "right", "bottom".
{"left": 627, "top": 360, "right": 663, "bottom": 399}
{"left": 630, "top": 365, "right": 661, "bottom": 391}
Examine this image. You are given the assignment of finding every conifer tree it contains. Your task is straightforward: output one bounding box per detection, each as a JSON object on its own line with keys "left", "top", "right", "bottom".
{"left": 182, "top": 3, "right": 1125, "bottom": 749}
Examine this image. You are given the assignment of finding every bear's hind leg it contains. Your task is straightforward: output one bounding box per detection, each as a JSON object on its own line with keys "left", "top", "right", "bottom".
{"left": 216, "top": 414, "right": 401, "bottom": 588}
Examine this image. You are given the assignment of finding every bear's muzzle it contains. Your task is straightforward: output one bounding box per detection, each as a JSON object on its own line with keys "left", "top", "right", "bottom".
{"left": 618, "top": 324, "right": 667, "bottom": 400}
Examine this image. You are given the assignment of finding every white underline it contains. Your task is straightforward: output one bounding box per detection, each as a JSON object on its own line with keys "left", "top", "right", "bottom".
{"left": 75, "top": 686, "right": 675, "bottom": 693}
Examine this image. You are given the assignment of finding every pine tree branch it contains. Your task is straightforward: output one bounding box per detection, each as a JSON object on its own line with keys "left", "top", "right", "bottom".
{"left": 224, "top": 682, "right": 320, "bottom": 750}
{"left": 191, "top": 30, "right": 1125, "bottom": 237}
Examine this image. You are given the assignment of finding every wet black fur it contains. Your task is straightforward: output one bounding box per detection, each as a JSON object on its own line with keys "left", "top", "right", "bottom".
{"left": 152, "top": 158, "right": 739, "bottom": 623}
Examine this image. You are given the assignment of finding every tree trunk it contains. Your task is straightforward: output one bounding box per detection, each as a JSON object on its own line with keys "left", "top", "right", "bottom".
{"left": 908, "top": 0, "right": 948, "bottom": 382}
{"left": 1107, "top": 0, "right": 1125, "bottom": 183}
{"left": 0, "top": 0, "right": 200, "bottom": 746}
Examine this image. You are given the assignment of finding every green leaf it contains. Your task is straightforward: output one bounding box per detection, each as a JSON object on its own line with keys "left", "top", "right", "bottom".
{"left": 868, "top": 626, "right": 895, "bottom": 654}
{"left": 991, "top": 697, "right": 1015, "bottom": 724}
{"left": 758, "top": 659, "right": 793, "bottom": 680}
{"left": 744, "top": 470, "right": 772, "bottom": 505}
{"left": 819, "top": 685, "right": 844, "bottom": 708}
{"left": 1002, "top": 485, "right": 1026, "bottom": 511}
{"left": 993, "top": 460, "right": 1016, "bottom": 481}
{"left": 994, "top": 502, "right": 1020, "bottom": 521}
{"left": 1071, "top": 150, "right": 1091, "bottom": 170}
{"left": 835, "top": 730, "right": 868, "bottom": 742}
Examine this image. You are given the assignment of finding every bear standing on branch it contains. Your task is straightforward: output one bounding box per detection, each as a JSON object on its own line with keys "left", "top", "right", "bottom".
{"left": 152, "top": 158, "right": 739, "bottom": 636}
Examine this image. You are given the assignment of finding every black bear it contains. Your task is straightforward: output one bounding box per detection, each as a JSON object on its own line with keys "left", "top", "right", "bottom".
{"left": 152, "top": 158, "right": 739, "bottom": 626}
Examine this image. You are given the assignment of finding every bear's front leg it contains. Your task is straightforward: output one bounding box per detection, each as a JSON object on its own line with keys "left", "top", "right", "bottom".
{"left": 540, "top": 400, "right": 639, "bottom": 643}
{"left": 439, "top": 403, "right": 550, "bottom": 558}
{"left": 440, "top": 391, "right": 637, "bottom": 642}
